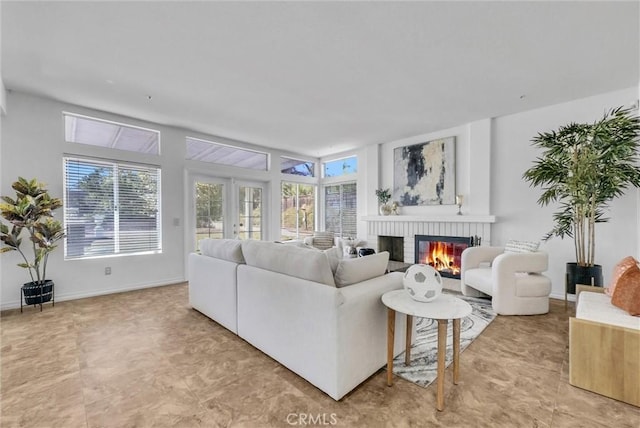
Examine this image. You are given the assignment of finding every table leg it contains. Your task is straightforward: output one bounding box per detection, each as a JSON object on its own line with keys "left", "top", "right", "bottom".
{"left": 386, "top": 308, "right": 396, "bottom": 387}
{"left": 453, "top": 318, "right": 461, "bottom": 385}
{"left": 436, "top": 319, "right": 447, "bottom": 411}
{"left": 405, "top": 314, "right": 413, "bottom": 366}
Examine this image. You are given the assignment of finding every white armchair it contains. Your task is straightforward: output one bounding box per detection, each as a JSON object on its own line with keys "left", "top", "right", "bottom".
{"left": 461, "top": 246, "right": 551, "bottom": 315}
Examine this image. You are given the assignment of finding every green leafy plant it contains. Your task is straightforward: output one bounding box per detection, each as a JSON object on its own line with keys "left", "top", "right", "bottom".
{"left": 375, "top": 188, "right": 391, "bottom": 205}
{"left": 0, "top": 177, "right": 65, "bottom": 285}
{"left": 523, "top": 106, "right": 640, "bottom": 266}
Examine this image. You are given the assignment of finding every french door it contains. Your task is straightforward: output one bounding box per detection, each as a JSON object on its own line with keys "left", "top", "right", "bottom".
{"left": 192, "top": 177, "right": 265, "bottom": 250}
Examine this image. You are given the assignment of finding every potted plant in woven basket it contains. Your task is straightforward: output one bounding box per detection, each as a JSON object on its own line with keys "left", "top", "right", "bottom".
{"left": 0, "top": 178, "right": 65, "bottom": 308}
{"left": 523, "top": 106, "right": 640, "bottom": 293}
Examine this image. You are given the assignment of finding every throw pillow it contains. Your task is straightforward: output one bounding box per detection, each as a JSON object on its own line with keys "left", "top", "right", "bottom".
{"left": 504, "top": 240, "right": 540, "bottom": 253}
{"left": 605, "top": 256, "right": 639, "bottom": 296}
{"left": 611, "top": 264, "right": 640, "bottom": 316}
{"left": 312, "top": 231, "right": 334, "bottom": 250}
{"left": 334, "top": 251, "right": 390, "bottom": 288}
{"left": 199, "top": 238, "right": 245, "bottom": 264}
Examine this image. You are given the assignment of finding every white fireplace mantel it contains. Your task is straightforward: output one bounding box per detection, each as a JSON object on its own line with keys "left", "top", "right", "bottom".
{"left": 362, "top": 214, "right": 496, "bottom": 264}
{"left": 361, "top": 215, "right": 496, "bottom": 223}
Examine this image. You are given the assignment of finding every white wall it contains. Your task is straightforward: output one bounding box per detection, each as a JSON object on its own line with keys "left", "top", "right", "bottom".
{"left": 491, "top": 87, "right": 639, "bottom": 299}
{"left": 0, "top": 91, "right": 320, "bottom": 309}
{"left": 373, "top": 87, "right": 639, "bottom": 299}
{"left": 376, "top": 120, "right": 493, "bottom": 218}
{"left": 3, "top": 87, "right": 638, "bottom": 308}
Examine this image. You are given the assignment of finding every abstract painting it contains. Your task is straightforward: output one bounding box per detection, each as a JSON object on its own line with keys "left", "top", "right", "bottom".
{"left": 393, "top": 137, "right": 456, "bottom": 206}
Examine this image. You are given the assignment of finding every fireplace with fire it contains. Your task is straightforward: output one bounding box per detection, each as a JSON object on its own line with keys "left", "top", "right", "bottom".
{"left": 414, "top": 235, "right": 473, "bottom": 279}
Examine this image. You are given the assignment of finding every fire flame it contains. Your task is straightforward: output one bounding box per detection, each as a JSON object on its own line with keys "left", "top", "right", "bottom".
{"left": 422, "top": 242, "right": 460, "bottom": 275}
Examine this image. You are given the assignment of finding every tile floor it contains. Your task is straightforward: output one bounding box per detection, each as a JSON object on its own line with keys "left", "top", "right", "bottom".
{"left": 1, "top": 283, "right": 638, "bottom": 427}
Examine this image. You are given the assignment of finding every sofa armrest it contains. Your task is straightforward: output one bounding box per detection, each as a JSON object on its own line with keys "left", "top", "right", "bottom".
{"left": 461, "top": 246, "right": 504, "bottom": 271}
{"left": 576, "top": 284, "right": 604, "bottom": 304}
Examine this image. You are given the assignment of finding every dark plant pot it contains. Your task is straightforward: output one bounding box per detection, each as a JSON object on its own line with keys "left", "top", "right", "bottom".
{"left": 566, "top": 263, "right": 603, "bottom": 294}
{"left": 22, "top": 280, "right": 54, "bottom": 305}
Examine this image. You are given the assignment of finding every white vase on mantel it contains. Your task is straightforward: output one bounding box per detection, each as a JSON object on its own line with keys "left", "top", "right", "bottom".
{"left": 379, "top": 203, "right": 392, "bottom": 216}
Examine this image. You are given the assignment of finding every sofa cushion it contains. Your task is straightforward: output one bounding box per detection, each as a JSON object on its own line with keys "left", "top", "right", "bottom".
{"left": 463, "top": 267, "right": 493, "bottom": 295}
{"left": 242, "top": 240, "right": 336, "bottom": 286}
{"left": 504, "top": 240, "right": 540, "bottom": 253}
{"left": 578, "top": 291, "right": 640, "bottom": 330}
{"left": 515, "top": 273, "right": 552, "bottom": 297}
{"left": 605, "top": 255, "right": 639, "bottom": 296}
{"left": 611, "top": 264, "right": 640, "bottom": 316}
{"left": 199, "top": 238, "right": 245, "bottom": 264}
{"left": 334, "top": 251, "right": 389, "bottom": 288}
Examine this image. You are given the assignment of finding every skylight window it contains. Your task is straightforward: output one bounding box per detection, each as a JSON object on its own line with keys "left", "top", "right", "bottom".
{"left": 64, "top": 113, "right": 160, "bottom": 155}
{"left": 185, "top": 137, "right": 269, "bottom": 171}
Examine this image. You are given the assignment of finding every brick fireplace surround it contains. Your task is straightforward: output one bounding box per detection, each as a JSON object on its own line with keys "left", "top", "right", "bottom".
{"left": 362, "top": 215, "right": 496, "bottom": 265}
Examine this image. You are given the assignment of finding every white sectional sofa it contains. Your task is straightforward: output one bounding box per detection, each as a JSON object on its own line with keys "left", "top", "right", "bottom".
{"left": 188, "top": 239, "right": 409, "bottom": 400}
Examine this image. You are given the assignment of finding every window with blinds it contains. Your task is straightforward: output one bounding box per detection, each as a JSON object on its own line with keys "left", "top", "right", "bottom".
{"left": 63, "top": 157, "right": 161, "bottom": 259}
{"left": 325, "top": 182, "right": 357, "bottom": 238}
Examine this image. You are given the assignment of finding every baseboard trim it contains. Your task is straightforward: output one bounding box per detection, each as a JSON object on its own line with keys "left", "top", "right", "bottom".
{"left": 1, "top": 277, "right": 186, "bottom": 311}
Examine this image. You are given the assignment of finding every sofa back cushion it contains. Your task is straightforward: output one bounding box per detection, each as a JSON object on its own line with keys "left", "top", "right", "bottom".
{"left": 199, "top": 238, "right": 245, "bottom": 264}
{"left": 334, "top": 251, "right": 390, "bottom": 288}
{"left": 241, "top": 240, "right": 336, "bottom": 287}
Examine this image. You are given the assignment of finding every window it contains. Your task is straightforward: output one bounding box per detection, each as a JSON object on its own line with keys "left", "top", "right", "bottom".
{"left": 281, "top": 157, "right": 315, "bottom": 177}
{"left": 325, "top": 182, "right": 357, "bottom": 238}
{"left": 64, "top": 157, "right": 161, "bottom": 259}
{"left": 323, "top": 156, "right": 357, "bottom": 178}
{"left": 64, "top": 113, "right": 160, "bottom": 155}
{"left": 281, "top": 182, "right": 315, "bottom": 240}
{"left": 195, "top": 182, "right": 225, "bottom": 245}
{"left": 186, "top": 137, "right": 269, "bottom": 171}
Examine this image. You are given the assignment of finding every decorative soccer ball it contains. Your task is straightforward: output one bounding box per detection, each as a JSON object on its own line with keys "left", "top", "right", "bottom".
{"left": 403, "top": 264, "right": 443, "bottom": 302}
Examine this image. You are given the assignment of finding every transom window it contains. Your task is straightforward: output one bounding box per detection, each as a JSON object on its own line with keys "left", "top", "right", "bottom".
{"left": 323, "top": 156, "right": 357, "bottom": 178}
{"left": 64, "top": 113, "right": 160, "bottom": 155}
{"left": 281, "top": 157, "right": 315, "bottom": 177}
{"left": 63, "top": 157, "right": 162, "bottom": 259}
{"left": 186, "top": 137, "right": 269, "bottom": 171}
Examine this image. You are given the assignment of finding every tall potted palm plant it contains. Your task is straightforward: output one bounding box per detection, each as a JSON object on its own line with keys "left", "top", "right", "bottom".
{"left": 523, "top": 106, "right": 640, "bottom": 293}
{"left": 0, "top": 177, "right": 65, "bottom": 307}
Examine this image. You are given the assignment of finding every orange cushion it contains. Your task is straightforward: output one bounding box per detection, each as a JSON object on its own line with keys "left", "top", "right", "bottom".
{"left": 606, "top": 256, "right": 639, "bottom": 296}
{"left": 611, "top": 264, "right": 640, "bottom": 316}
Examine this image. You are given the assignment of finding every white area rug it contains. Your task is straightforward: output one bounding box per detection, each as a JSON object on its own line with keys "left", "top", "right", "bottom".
{"left": 391, "top": 294, "right": 496, "bottom": 388}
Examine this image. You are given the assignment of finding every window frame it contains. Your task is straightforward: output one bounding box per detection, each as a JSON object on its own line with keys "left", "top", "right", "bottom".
{"left": 324, "top": 181, "right": 357, "bottom": 239}
{"left": 63, "top": 155, "right": 162, "bottom": 260}
{"left": 280, "top": 181, "right": 317, "bottom": 241}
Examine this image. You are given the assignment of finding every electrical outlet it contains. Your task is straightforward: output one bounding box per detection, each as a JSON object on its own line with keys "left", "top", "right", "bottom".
{"left": 105, "top": 267, "right": 111, "bottom": 275}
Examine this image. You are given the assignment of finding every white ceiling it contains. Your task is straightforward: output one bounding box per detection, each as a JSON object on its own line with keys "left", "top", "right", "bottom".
{"left": 2, "top": 1, "right": 638, "bottom": 157}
